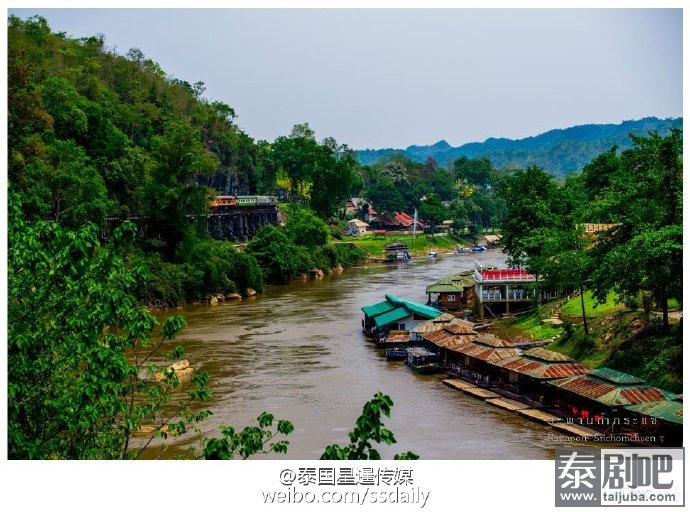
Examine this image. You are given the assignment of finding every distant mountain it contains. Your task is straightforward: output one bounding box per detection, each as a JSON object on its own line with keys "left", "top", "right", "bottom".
{"left": 356, "top": 117, "right": 683, "bottom": 175}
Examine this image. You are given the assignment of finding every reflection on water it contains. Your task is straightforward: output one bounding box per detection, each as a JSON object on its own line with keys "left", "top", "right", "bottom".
{"left": 143, "top": 250, "right": 585, "bottom": 460}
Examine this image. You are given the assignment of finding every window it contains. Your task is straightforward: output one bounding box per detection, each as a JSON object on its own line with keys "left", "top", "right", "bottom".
{"left": 447, "top": 294, "right": 456, "bottom": 301}
{"left": 399, "top": 323, "right": 406, "bottom": 330}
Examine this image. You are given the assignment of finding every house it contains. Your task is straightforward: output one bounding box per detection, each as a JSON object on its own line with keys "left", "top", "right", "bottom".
{"left": 437, "top": 220, "right": 454, "bottom": 233}
{"left": 347, "top": 219, "right": 369, "bottom": 236}
{"left": 578, "top": 223, "right": 621, "bottom": 248}
{"left": 487, "top": 347, "right": 589, "bottom": 402}
{"left": 364, "top": 206, "right": 377, "bottom": 223}
{"left": 361, "top": 294, "right": 442, "bottom": 338}
{"left": 345, "top": 197, "right": 363, "bottom": 216}
{"left": 368, "top": 212, "right": 425, "bottom": 232}
{"left": 425, "top": 271, "right": 476, "bottom": 311}
{"left": 394, "top": 212, "right": 425, "bottom": 232}
{"left": 369, "top": 214, "right": 403, "bottom": 231}
{"left": 547, "top": 367, "right": 677, "bottom": 437}
{"left": 477, "top": 234, "right": 502, "bottom": 248}
{"left": 473, "top": 261, "right": 557, "bottom": 319}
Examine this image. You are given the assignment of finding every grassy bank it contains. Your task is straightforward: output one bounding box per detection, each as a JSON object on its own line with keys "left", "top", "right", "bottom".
{"left": 350, "top": 233, "right": 467, "bottom": 257}
{"left": 494, "top": 293, "right": 682, "bottom": 393}
{"left": 559, "top": 291, "right": 623, "bottom": 318}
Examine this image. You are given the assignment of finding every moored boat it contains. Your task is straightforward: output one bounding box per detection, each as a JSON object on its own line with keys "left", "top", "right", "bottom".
{"left": 405, "top": 347, "right": 443, "bottom": 374}
{"left": 385, "top": 347, "right": 408, "bottom": 360}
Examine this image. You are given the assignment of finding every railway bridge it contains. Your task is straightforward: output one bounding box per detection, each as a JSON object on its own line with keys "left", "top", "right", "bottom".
{"left": 106, "top": 204, "right": 280, "bottom": 242}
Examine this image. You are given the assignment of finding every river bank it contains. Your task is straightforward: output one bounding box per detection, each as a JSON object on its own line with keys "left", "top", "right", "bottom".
{"left": 143, "top": 250, "right": 610, "bottom": 459}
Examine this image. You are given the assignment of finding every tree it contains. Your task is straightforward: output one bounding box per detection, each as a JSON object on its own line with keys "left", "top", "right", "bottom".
{"left": 321, "top": 392, "right": 419, "bottom": 460}
{"left": 453, "top": 156, "right": 497, "bottom": 188}
{"left": 418, "top": 193, "right": 447, "bottom": 230}
{"left": 245, "top": 224, "right": 301, "bottom": 282}
{"left": 285, "top": 207, "right": 330, "bottom": 248}
{"left": 587, "top": 130, "right": 683, "bottom": 329}
{"left": 365, "top": 176, "right": 406, "bottom": 214}
{"left": 310, "top": 146, "right": 357, "bottom": 219}
{"left": 499, "top": 165, "right": 562, "bottom": 265}
{"left": 8, "top": 194, "right": 211, "bottom": 459}
{"left": 203, "top": 413, "right": 294, "bottom": 460}
{"left": 144, "top": 121, "right": 218, "bottom": 257}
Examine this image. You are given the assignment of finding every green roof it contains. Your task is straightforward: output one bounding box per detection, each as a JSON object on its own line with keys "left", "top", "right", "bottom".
{"left": 425, "top": 274, "right": 475, "bottom": 294}
{"left": 363, "top": 294, "right": 442, "bottom": 328}
{"left": 396, "top": 300, "right": 442, "bottom": 319}
{"left": 374, "top": 307, "right": 410, "bottom": 328}
{"left": 589, "top": 367, "right": 646, "bottom": 385}
{"left": 362, "top": 300, "right": 396, "bottom": 318}
{"left": 625, "top": 400, "right": 683, "bottom": 425}
{"left": 425, "top": 278, "right": 464, "bottom": 293}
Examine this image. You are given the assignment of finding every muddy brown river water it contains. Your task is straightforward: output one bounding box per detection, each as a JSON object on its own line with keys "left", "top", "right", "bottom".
{"left": 144, "top": 249, "right": 592, "bottom": 460}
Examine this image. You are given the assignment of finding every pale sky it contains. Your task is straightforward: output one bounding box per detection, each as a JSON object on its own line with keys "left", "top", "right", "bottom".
{"left": 9, "top": 8, "right": 683, "bottom": 149}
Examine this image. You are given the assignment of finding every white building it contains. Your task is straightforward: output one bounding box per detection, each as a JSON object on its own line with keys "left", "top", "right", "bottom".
{"left": 347, "top": 219, "right": 370, "bottom": 236}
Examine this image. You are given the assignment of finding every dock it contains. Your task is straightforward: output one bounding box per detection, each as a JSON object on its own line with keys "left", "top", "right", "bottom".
{"left": 462, "top": 387, "right": 500, "bottom": 400}
{"left": 443, "top": 378, "right": 477, "bottom": 391}
{"left": 553, "top": 422, "right": 602, "bottom": 440}
{"left": 518, "top": 408, "right": 564, "bottom": 424}
{"left": 486, "top": 397, "right": 532, "bottom": 412}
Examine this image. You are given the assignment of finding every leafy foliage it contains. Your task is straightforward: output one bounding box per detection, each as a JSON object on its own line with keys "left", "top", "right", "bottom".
{"left": 321, "top": 392, "right": 419, "bottom": 460}
{"left": 8, "top": 193, "right": 211, "bottom": 459}
{"left": 245, "top": 224, "right": 302, "bottom": 282}
{"left": 203, "top": 413, "right": 295, "bottom": 460}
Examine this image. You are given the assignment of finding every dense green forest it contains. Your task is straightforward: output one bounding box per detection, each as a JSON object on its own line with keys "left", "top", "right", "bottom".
{"left": 8, "top": 15, "right": 365, "bottom": 305}
{"left": 357, "top": 117, "right": 682, "bottom": 174}
{"left": 497, "top": 129, "right": 682, "bottom": 391}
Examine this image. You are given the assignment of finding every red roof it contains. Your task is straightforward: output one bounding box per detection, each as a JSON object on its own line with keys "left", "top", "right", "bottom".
{"left": 549, "top": 375, "right": 671, "bottom": 406}
{"left": 480, "top": 268, "right": 536, "bottom": 281}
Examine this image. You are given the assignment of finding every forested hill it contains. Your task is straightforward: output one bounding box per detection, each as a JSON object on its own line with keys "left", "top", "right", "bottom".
{"left": 357, "top": 117, "right": 683, "bottom": 175}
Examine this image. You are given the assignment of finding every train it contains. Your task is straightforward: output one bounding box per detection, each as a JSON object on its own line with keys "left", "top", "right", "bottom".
{"left": 210, "top": 195, "right": 278, "bottom": 210}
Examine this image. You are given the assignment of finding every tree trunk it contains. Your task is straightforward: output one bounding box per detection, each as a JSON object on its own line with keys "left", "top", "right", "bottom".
{"left": 661, "top": 287, "right": 669, "bottom": 331}
{"left": 579, "top": 286, "right": 589, "bottom": 336}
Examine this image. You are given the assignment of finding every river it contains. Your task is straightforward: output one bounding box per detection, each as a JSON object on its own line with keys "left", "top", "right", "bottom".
{"left": 144, "top": 249, "right": 580, "bottom": 460}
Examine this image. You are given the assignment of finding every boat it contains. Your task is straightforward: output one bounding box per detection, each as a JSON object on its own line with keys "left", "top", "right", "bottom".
{"left": 405, "top": 347, "right": 443, "bottom": 374}
{"left": 384, "top": 243, "right": 411, "bottom": 262}
{"left": 428, "top": 251, "right": 438, "bottom": 257}
{"left": 385, "top": 347, "right": 408, "bottom": 360}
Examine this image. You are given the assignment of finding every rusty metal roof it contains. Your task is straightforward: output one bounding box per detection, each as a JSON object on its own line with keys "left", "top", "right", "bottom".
{"left": 384, "top": 333, "right": 411, "bottom": 344}
{"left": 490, "top": 355, "right": 589, "bottom": 380}
{"left": 451, "top": 340, "right": 519, "bottom": 361}
{"left": 548, "top": 373, "right": 675, "bottom": 406}
{"left": 443, "top": 322, "right": 477, "bottom": 335}
{"left": 423, "top": 330, "right": 475, "bottom": 350}
{"left": 411, "top": 315, "right": 473, "bottom": 334}
{"left": 474, "top": 333, "right": 515, "bottom": 347}
{"left": 522, "top": 347, "right": 573, "bottom": 363}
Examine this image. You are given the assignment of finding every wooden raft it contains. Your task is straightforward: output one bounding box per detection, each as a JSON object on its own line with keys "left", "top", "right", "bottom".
{"left": 486, "top": 397, "right": 532, "bottom": 412}
{"left": 518, "top": 408, "right": 564, "bottom": 424}
{"left": 553, "top": 422, "right": 602, "bottom": 440}
{"left": 462, "top": 387, "right": 500, "bottom": 400}
{"left": 442, "top": 379, "right": 477, "bottom": 391}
